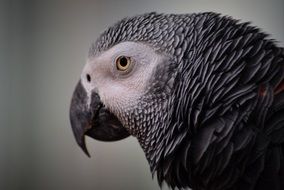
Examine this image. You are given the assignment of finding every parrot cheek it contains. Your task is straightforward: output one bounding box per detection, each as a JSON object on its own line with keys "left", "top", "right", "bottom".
{"left": 69, "top": 80, "right": 130, "bottom": 157}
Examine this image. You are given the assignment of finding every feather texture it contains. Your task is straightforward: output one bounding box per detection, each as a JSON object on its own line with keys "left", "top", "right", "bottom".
{"left": 89, "top": 12, "right": 284, "bottom": 190}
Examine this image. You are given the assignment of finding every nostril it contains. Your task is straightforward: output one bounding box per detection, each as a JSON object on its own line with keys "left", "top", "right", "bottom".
{"left": 86, "top": 74, "right": 91, "bottom": 82}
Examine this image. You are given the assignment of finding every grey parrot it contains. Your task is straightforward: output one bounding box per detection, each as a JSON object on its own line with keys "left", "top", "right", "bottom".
{"left": 69, "top": 12, "right": 284, "bottom": 190}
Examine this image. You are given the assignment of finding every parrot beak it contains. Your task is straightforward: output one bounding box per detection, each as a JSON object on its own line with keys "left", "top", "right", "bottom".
{"left": 69, "top": 81, "right": 130, "bottom": 157}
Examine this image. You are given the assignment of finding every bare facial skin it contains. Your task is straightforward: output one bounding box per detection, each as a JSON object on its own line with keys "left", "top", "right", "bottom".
{"left": 81, "top": 41, "right": 165, "bottom": 118}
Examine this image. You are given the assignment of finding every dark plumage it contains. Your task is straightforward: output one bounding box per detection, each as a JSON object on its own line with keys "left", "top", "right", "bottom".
{"left": 70, "top": 12, "right": 284, "bottom": 190}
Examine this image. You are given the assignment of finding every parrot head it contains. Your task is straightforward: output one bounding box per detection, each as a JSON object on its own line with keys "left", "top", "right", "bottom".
{"left": 70, "top": 12, "right": 180, "bottom": 169}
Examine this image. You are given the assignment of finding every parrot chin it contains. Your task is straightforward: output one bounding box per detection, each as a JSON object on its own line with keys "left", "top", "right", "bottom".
{"left": 69, "top": 81, "right": 130, "bottom": 157}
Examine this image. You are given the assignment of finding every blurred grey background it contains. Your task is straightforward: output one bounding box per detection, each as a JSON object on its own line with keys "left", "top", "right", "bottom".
{"left": 0, "top": 0, "right": 283, "bottom": 189}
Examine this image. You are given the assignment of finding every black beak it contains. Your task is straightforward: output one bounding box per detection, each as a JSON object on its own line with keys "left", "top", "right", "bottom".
{"left": 69, "top": 81, "right": 130, "bottom": 157}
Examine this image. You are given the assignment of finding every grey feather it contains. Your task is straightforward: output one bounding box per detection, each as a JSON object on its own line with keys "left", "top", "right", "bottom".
{"left": 86, "top": 12, "right": 284, "bottom": 190}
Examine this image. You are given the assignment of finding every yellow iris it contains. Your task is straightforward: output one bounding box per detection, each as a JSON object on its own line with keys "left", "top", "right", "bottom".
{"left": 116, "top": 56, "right": 131, "bottom": 71}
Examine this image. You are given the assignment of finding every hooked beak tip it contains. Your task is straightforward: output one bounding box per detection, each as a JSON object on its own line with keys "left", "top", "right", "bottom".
{"left": 77, "top": 136, "right": 91, "bottom": 158}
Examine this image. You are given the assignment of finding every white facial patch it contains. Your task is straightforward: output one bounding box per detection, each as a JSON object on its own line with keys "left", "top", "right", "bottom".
{"left": 81, "top": 41, "right": 167, "bottom": 118}
{"left": 81, "top": 62, "right": 96, "bottom": 109}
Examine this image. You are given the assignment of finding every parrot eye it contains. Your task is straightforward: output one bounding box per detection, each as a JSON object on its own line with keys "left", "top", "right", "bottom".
{"left": 116, "top": 56, "right": 132, "bottom": 72}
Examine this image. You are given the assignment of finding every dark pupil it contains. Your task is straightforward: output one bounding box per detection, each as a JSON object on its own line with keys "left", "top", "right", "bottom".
{"left": 119, "top": 57, "right": 128, "bottom": 67}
